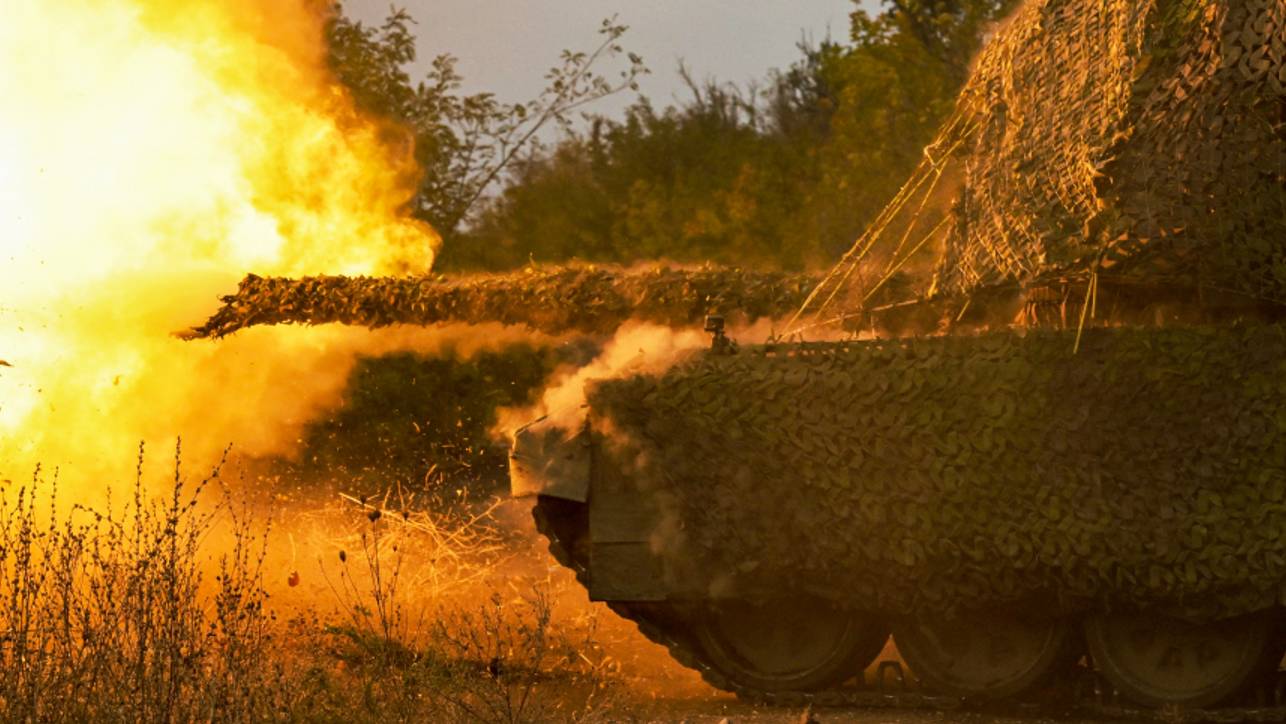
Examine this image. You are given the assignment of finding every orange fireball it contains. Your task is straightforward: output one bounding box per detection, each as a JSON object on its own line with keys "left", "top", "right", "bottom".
{"left": 0, "top": 0, "right": 440, "bottom": 492}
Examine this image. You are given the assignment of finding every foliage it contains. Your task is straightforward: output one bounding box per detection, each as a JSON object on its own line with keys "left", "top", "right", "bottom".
{"left": 424, "top": 589, "right": 618, "bottom": 723}
{"left": 325, "top": 4, "right": 647, "bottom": 236}
{"left": 448, "top": 0, "right": 1017, "bottom": 272}
{"left": 298, "top": 496, "right": 619, "bottom": 723}
{"left": 449, "top": 46, "right": 844, "bottom": 271}
{"left": 865, "top": 0, "right": 1016, "bottom": 80}
{"left": 0, "top": 448, "right": 283, "bottom": 722}
{"left": 0, "top": 449, "right": 623, "bottom": 721}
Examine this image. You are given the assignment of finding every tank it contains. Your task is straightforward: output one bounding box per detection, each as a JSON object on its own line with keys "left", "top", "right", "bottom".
{"left": 511, "top": 0, "right": 1286, "bottom": 714}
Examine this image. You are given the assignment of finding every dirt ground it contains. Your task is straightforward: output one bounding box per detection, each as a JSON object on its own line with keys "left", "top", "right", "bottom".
{"left": 612, "top": 699, "right": 1106, "bottom": 723}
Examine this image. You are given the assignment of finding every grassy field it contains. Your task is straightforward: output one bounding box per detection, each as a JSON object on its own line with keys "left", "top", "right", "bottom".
{"left": 0, "top": 445, "right": 662, "bottom": 723}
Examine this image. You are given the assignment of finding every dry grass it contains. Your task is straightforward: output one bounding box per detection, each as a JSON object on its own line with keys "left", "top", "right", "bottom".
{"left": 0, "top": 444, "right": 281, "bottom": 722}
{"left": 0, "top": 445, "right": 622, "bottom": 723}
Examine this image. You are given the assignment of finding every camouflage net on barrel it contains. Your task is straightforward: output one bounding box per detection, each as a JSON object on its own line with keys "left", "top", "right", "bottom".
{"left": 588, "top": 325, "right": 1286, "bottom": 619}
{"left": 185, "top": 266, "right": 818, "bottom": 338}
{"left": 794, "top": 0, "right": 1286, "bottom": 330}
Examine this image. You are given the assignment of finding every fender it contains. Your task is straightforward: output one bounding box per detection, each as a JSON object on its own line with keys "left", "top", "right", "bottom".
{"left": 509, "top": 415, "right": 591, "bottom": 502}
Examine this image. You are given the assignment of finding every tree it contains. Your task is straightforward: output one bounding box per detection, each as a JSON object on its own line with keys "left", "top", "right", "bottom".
{"left": 324, "top": 4, "right": 647, "bottom": 237}
{"left": 871, "top": 0, "right": 1013, "bottom": 81}
{"left": 322, "top": 0, "right": 1016, "bottom": 271}
{"left": 451, "top": 0, "right": 1017, "bottom": 271}
{"left": 446, "top": 41, "right": 852, "bottom": 271}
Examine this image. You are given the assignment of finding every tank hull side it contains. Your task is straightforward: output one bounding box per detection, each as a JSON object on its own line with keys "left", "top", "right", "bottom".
{"left": 511, "top": 418, "right": 671, "bottom": 601}
{"left": 585, "top": 325, "right": 1286, "bottom": 619}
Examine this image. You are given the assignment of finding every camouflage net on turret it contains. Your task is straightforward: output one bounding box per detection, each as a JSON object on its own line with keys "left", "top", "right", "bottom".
{"left": 185, "top": 266, "right": 818, "bottom": 338}
{"left": 794, "top": 0, "right": 1286, "bottom": 329}
{"left": 951, "top": 0, "right": 1286, "bottom": 295}
{"left": 588, "top": 325, "right": 1286, "bottom": 619}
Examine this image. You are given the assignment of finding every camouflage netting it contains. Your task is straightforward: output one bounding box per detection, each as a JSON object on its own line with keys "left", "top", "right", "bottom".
{"left": 951, "top": 0, "right": 1280, "bottom": 300}
{"left": 796, "top": 0, "right": 1286, "bottom": 328}
{"left": 588, "top": 326, "right": 1286, "bottom": 618}
{"left": 185, "top": 266, "right": 818, "bottom": 338}
{"left": 953, "top": 0, "right": 1286, "bottom": 295}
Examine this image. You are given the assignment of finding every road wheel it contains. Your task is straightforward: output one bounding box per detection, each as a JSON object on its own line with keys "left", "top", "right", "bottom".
{"left": 1084, "top": 609, "right": 1278, "bottom": 708}
{"left": 693, "top": 596, "right": 888, "bottom": 692}
{"left": 893, "top": 611, "right": 1074, "bottom": 698}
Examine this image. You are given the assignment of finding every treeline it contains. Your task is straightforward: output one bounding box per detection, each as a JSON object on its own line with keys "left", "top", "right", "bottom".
{"left": 328, "top": 0, "right": 1015, "bottom": 272}
{"left": 447, "top": 34, "right": 939, "bottom": 271}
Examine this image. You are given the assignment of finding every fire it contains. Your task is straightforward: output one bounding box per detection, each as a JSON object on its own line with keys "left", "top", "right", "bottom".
{"left": 0, "top": 0, "right": 439, "bottom": 489}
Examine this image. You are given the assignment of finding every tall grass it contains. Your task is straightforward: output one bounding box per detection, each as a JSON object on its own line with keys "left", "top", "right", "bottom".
{"left": 0, "top": 445, "right": 618, "bottom": 722}
{"left": 311, "top": 490, "right": 618, "bottom": 723}
{"left": 0, "top": 444, "right": 281, "bottom": 722}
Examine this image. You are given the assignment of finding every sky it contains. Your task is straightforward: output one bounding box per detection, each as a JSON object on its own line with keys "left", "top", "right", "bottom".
{"left": 342, "top": 0, "right": 868, "bottom": 117}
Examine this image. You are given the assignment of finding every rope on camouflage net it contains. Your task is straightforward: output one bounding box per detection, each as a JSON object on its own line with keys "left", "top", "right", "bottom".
{"left": 861, "top": 213, "right": 952, "bottom": 307}
{"left": 784, "top": 116, "right": 975, "bottom": 334}
{"left": 785, "top": 115, "right": 968, "bottom": 327}
{"left": 877, "top": 157, "right": 950, "bottom": 275}
{"left": 784, "top": 215, "right": 954, "bottom": 339}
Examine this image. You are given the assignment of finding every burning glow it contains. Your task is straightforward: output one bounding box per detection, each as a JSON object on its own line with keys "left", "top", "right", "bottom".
{"left": 0, "top": 0, "right": 440, "bottom": 487}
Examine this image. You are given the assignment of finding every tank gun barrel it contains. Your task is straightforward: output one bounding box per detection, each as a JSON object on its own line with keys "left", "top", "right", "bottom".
{"left": 183, "top": 265, "right": 820, "bottom": 339}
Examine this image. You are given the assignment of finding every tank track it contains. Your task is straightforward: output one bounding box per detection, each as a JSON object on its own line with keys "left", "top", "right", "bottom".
{"left": 530, "top": 497, "right": 1286, "bottom": 722}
